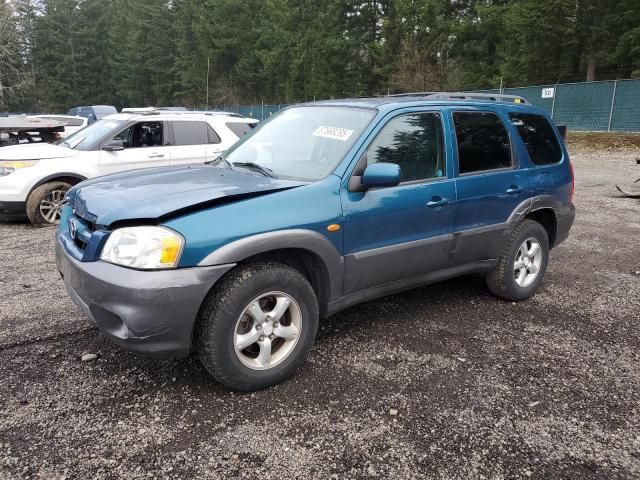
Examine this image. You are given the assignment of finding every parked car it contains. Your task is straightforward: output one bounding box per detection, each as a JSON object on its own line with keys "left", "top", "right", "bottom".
{"left": 32, "top": 115, "right": 88, "bottom": 139}
{"left": 0, "top": 111, "right": 259, "bottom": 225}
{"left": 55, "top": 93, "right": 575, "bottom": 391}
{"left": 67, "top": 105, "right": 118, "bottom": 124}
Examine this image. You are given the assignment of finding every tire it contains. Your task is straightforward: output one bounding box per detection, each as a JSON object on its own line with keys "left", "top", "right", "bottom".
{"left": 26, "top": 181, "right": 72, "bottom": 227}
{"left": 486, "top": 219, "right": 550, "bottom": 301}
{"left": 195, "top": 261, "right": 319, "bottom": 391}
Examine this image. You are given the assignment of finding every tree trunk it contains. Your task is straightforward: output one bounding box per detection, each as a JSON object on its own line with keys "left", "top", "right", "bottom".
{"left": 586, "top": 57, "right": 596, "bottom": 82}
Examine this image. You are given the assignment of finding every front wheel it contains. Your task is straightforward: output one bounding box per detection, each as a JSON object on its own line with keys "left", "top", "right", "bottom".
{"left": 195, "top": 262, "right": 319, "bottom": 391}
{"left": 26, "top": 181, "right": 72, "bottom": 227}
{"left": 486, "top": 219, "right": 550, "bottom": 301}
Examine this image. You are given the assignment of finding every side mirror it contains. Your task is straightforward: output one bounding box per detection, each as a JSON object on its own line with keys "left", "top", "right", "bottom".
{"left": 360, "top": 163, "right": 401, "bottom": 190}
{"left": 102, "top": 139, "right": 124, "bottom": 151}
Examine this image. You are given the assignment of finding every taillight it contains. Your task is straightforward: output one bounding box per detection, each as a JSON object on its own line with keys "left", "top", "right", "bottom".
{"left": 569, "top": 162, "right": 575, "bottom": 202}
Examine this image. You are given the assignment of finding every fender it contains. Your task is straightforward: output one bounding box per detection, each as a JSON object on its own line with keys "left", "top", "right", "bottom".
{"left": 197, "top": 229, "right": 344, "bottom": 300}
{"left": 29, "top": 172, "right": 87, "bottom": 196}
{"left": 506, "top": 195, "right": 563, "bottom": 226}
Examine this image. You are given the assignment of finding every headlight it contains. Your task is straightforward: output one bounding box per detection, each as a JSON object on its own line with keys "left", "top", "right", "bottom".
{"left": 100, "top": 226, "right": 184, "bottom": 270}
{"left": 0, "top": 160, "right": 39, "bottom": 176}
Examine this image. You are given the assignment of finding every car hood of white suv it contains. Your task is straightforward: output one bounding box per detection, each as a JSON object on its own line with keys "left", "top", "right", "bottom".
{"left": 0, "top": 143, "right": 78, "bottom": 161}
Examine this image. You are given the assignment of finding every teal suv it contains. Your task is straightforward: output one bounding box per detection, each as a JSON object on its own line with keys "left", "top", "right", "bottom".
{"left": 56, "top": 93, "right": 575, "bottom": 390}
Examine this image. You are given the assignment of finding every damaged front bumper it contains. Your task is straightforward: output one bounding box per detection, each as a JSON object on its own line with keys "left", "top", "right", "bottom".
{"left": 55, "top": 237, "right": 234, "bottom": 358}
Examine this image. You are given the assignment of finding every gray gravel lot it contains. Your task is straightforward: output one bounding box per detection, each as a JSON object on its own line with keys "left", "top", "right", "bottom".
{"left": 1, "top": 135, "right": 639, "bottom": 479}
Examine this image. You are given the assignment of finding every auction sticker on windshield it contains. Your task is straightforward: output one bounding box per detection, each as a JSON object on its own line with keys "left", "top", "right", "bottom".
{"left": 312, "top": 126, "right": 354, "bottom": 141}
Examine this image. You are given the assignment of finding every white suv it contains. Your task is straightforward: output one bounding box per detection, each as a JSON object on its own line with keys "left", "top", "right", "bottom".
{"left": 0, "top": 112, "right": 258, "bottom": 225}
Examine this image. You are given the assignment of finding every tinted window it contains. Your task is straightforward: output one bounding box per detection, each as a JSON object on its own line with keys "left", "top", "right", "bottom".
{"left": 172, "top": 121, "right": 208, "bottom": 146}
{"left": 453, "top": 112, "right": 512, "bottom": 174}
{"left": 226, "top": 122, "right": 253, "bottom": 138}
{"left": 207, "top": 125, "right": 221, "bottom": 144}
{"left": 366, "top": 112, "right": 445, "bottom": 182}
{"left": 509, "top": 113, "right": 562, "bottom": 165}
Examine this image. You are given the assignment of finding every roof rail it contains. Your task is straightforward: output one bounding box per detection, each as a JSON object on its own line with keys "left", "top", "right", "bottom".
{"left": 387, "top": 91, "right": 529, "bottom": 104}
{"left": 120, "top": 107, "right": 247, "bottom": 118}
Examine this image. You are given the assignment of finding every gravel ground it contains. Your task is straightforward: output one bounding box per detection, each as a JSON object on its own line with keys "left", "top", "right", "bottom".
{"left": 1, "top": 135, "right": 639, "bottom": 479}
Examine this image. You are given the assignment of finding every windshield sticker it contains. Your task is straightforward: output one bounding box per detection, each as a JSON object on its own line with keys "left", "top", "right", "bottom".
{"left": 312, "top": 126, "right": 354, "bottom": 141}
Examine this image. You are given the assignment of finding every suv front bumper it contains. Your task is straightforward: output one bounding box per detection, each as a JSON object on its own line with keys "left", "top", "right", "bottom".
{"left": 0, "top": 201, "right": 26, "bottom": 221}
{"left": 55, "top": 237, "right": 234, "bottom": 358}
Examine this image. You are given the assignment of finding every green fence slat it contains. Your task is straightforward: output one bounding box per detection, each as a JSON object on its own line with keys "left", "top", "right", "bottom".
{"left": 610, "top": 79, "right": 640, "bottom": 132}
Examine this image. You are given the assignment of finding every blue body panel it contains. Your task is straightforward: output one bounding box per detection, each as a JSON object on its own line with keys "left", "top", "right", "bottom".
{"left": 61, "top": 97, "right": 574, "bottom": 271}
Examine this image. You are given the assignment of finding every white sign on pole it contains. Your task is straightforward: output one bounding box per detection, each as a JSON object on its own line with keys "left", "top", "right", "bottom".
{"left": 542, "top": 87, "right": 555, "bottom": 99}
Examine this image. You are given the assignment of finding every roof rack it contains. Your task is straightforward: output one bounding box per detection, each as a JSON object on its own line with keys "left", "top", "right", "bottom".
{"left": 387, "top": 91, "right": 529, "bottom": 104}
{"left": 120, "top": 107, "right": 248, "bottom": 118}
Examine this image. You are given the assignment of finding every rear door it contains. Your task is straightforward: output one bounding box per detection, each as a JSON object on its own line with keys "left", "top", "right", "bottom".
{"left": 167, "top": 120, "right": 218, "bottom": 165}
{"left": 450, "top": 109, "right": 536, "bottom": 264}
{"left": 99, "top": 120, "right": 171, "bottom": 175}
{"left": 508, "top": 112, "right": 565, "bottom": 194}
{"left": 341, "top": 109, "right": 456, "bottom": 294}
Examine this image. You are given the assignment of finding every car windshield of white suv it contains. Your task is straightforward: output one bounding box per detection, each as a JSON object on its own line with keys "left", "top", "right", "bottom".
{"left": 61, "top": 119, "right": 126, "bottom": 150}
{"left": 222, "top": 106, "right": 375, "bottom": 181}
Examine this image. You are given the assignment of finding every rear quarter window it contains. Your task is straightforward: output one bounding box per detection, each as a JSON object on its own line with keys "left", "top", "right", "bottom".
{"left": 509, "top": 113, "right": 562, "bottom": 165}
{"left": 226, "top": 122, "right": 253, "bottom": 138}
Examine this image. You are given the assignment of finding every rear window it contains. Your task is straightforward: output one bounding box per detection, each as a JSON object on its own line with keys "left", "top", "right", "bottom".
{"left": 172, "top": 121, "right": 208, "bottom": 146}
{"left": 509, "top": 113, "right": 562, "bottom": 165}
{"left": 453, "top": 112, "right": 512, "bottom": 174}
{"left": 226, "top": 122, "right": 253, "bottom": 138}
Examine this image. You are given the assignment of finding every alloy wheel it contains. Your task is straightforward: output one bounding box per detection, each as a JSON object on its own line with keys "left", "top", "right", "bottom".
{"left": 39, "top": 189, "right": 66, "bottom": 224}
{"left": 514, "top": 237, "right": 543, "bottom": 287}
{"left": 233, "top": 291, "right": 302, "bottom": 370}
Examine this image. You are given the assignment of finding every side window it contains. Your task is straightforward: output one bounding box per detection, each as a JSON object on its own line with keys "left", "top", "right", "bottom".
{"left": 509, "top": 113, "right": 562, "bottom": 165}
{"left": 366, "top": 112, "right": 445, "bottom": 182}
{"left": 172, "top": 121, "right": 208, "bottom": 146}
{"left": 112, "top": 122, "right": 163, "bottom": 149}
{"left": 453, "top": 112, "right": 512, "bottom": 174}
{"left": 207, "top": 125, "right": 221, "bottom": 144}
{"left": 225, "top": 122, "right": 252, "bottom": 138}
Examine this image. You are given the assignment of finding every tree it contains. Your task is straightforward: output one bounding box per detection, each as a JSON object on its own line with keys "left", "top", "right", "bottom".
{"left": 0, "top": 1, "right": 34, "bottom": 111}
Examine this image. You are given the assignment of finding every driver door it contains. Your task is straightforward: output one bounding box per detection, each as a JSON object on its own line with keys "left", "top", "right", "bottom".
{"left": 99, "top": 121, "right": 171, "bottom": 175}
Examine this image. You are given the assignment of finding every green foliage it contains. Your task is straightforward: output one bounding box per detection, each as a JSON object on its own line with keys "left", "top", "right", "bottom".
{"left": 6, "top": 0, "right": 640, "bottom": 111}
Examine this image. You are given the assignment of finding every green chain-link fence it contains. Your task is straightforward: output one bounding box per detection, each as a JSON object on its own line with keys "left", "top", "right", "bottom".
{"left": 213, "top": 78, "right": 640, "bottom": 132}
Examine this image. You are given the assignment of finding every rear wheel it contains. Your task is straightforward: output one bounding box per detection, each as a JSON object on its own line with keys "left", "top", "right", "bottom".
{"left": 26, "top": 181, "right": 71, "bottom": 227}
{"left": 486, "top": 220, "right": 549, "bottom": 301}
{"left": 195, "top": 262, "right": 319, "bottom": 391}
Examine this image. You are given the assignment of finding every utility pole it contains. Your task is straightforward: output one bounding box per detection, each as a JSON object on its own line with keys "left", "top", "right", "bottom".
{"left": 205, "top": 56, "right": 210, "bottom": 110}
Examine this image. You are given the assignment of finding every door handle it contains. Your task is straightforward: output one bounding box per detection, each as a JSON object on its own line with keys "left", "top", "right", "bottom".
{"left": 427, "top": 197, "right": 450, "bottom": 208}
{"left": 148, "top": 153, "right": 165, "bottom": 159}
{"left": 506, "top": 185, "right": 523, "bottom": 194}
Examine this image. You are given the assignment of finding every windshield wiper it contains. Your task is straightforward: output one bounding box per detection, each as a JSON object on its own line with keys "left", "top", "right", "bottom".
{"left": 232, "top": 161, "right": 275, "bottom": 178}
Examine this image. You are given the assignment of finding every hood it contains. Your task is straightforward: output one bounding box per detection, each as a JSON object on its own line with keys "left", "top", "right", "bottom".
{"left": 68, "top": 165, "right": 307, "bottom": 226}
{"left": 0, "top": 143, "right": 78, "bottom": 161}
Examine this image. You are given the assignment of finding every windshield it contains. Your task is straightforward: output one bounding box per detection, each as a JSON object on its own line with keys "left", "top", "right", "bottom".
{"left": 62, "top": 119, "right": 126, "bottom": 150}
{"left": 224, "top": 106, "right": 375, "bottom": 181}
